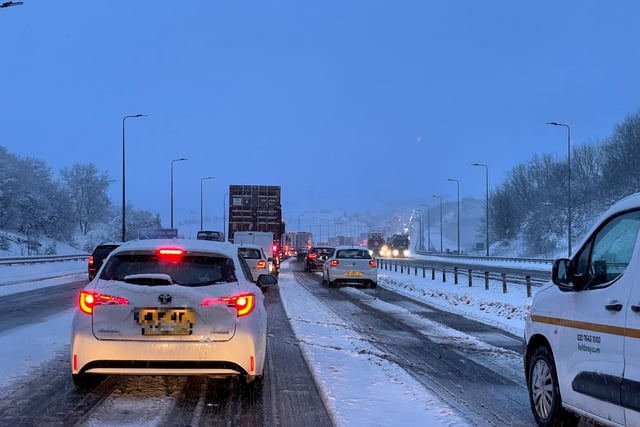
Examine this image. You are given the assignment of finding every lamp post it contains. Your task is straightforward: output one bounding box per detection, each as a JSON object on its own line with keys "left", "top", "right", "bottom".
{"left": 432, "top": 195, "right": 443, "bottom": 253}
{"left": 547, "top": 121, "right": 572, "bottom": 257}
{"left": 447, "top": 178, "right": 460, "bottom": 255}
{"left": 415, "top": 209, "right": 425, "bottom": 251}
{"left": 223, "top": 193, "right": 228, "bottom": 239}
{"left": 121, "top": 113, "right": 146, "bottom": 241}
{"left": 471, "top": 163, "right": 489, "bottom": 256}
{"left": 0, "top": 1, "right": 24, "bottom": 8}
{"left": 200, "top": 176, "right": 214, "bottom": 230}
{"left": 170, "top": 157, "right": 188, "bottom": 229}
{"left": 421, "top": 203, "right": 431, "bottom": 252}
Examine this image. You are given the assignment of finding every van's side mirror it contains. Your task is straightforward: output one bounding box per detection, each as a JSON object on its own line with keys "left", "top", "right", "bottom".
{"left": 551, "top": 258, "right": 578, "bottom": 291}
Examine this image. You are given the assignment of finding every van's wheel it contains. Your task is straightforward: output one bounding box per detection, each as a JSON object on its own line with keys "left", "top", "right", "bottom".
{"left": 527, "top": 346, "right": 578, "bottom": 427}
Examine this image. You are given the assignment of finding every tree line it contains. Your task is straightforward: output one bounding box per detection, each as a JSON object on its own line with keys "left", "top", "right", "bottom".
{"left": 489, "top": 109, "right": 640, "bottom": 256}
{"left": 0, "top": 146, "right": 160, "bottom": 252}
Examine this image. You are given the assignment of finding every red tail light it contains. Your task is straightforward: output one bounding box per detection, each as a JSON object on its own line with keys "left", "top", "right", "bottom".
{"left": 330, "top": 259, "right": 339, "bottom": 267}
{"left": 256, "top": 260, "right": 266, "bottom": 269}
{"left": 79, "top": 290, "right": 129, "bottom": 315}
{"left": 308, "top": 253, "right": 318, "bottom": 260}
{"left": 201, "top": 293, "right": 256, "bottom": 317}
{"left": 369, "top": 259, "right": 377, "bottom": 268}
{"left": 88, "top": 255, "right": 95, "bottom": 266}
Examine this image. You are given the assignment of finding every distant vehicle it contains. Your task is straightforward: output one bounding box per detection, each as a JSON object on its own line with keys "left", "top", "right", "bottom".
{"left": 385, "top": 233, "right": 410, "bottom": 257}
{"left": 137, "top": 228, "right": 178, "bottom": 239}
{"left": 197, "top": 230, "right": 225, "bottom": 242}
{"left": 236, "top": 243, "right": 274, "bottom": 282}
{"left": 524, "top": 192, "right": 640, "bottom": 427}
{"left": 234, "top": 231, "right": 279, "bottom": 275}
{"left": 305, "top": 246, "right": 335, "bottom": 272}
{"left": 227, "top": 185, "right": 284, "bottom": 271}
{"left": 367, "top": 231, "right": 385, "bottom": 257}
{"left": 71, "top": 238, "right": 277, "bottom": 389}
{"left": 296, "top": 247, "right": 309, "bottom": 262}
{"left": 322, "top": 245, "right": 377, "bottom": 288}
{"left": 87, "top": 242, "right": 122, "bottom": 280}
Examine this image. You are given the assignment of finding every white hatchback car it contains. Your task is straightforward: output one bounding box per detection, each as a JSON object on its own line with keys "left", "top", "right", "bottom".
{"left": 322, "top": 245, "right": 378, "bottom": 288}
{"left": 71, "top": 239, "right": 276, "bottom": 388}
{"left": 236, "top": 243, "right": 273, "bottom": 282}
{"left": 524, "top": 192, "right": 640, "bottom": 427}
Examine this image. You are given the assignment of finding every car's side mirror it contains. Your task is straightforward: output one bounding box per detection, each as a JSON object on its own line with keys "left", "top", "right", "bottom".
{"left": 257, "top": 274, "right": 278, "bottom": 292}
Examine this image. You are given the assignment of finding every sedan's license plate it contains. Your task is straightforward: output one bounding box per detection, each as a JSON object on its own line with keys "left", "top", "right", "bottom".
{"left": 345, "top": 271, "right": 363, "bottom": 277}
{"left": 136, "top": 308, "right": 195, "bottom": 335}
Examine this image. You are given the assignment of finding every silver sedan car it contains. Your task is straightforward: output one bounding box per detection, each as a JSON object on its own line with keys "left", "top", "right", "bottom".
{"left": 322, "top": 245, "right": 378, "bottom": 288}
{"left": 71, "top": 239, "right": 276, "bottom": 389}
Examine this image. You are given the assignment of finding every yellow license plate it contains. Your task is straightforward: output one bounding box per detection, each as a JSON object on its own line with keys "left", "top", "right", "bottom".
{"left": 136, "top": 308, "right": 196, "bottom": 336}
{"left": 345, "top": 271, "right": 363, "bottom": 277}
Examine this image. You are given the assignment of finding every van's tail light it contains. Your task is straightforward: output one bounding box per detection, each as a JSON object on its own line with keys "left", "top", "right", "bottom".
{"left": 330, "top": 259, "right": 339, "bottom": 267}
{"left": 79, "top": 291, "right": 129, "bottom": 315}
{"left": 369, "top": 259, "right": 377, "bottom": 268}
{"left": 201, "top": 293, "right": 256, "bottom": 317}
{"left": 256, "top": 260, "right": 266, "bottom": 269}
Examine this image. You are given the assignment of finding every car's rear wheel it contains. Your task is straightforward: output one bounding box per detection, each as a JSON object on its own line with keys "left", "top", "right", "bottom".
{"left": 527, "top": 346, "right": 579, "bottom": 427}
{"left": 369, "top": 282, "right": 377, "bottom": 288}
{"left": 328, "top": 279, "right": 337, "bottom": 288}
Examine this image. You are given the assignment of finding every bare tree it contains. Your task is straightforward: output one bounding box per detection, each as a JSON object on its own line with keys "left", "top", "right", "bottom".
{"left": 60, "top": 163, "right": 112, "bottom": 235}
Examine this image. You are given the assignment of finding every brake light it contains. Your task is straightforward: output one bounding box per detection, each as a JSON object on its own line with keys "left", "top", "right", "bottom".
{"left": 369, "top": 259, "right": 377, "bottom": 268}
{"left": 272, "top": 243, "right": 279, "bottom": 254}
{"left": 256, "top": 260, "right": 266, "bottom": 269}
{"left": 78, "top": 290, "right": 129, "bottom": 315}
{"left": 308, "top": 253, "right": 318, "bottom": 260}
{"left": 201, "top": 293, "right": 256, "bottom": 317}
{"left": 157, "top": 247, "right": 185, "bottom": 262}
{"left": 88, "top": 255, "right": 94, "bottom": 266}
{"left": 330, "top": 259, "right": 339, "bottom": 267}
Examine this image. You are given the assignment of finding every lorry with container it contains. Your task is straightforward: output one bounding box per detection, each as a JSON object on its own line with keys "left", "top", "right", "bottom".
{"left": 227, "top": 185, "right": 284, "bottom": 272}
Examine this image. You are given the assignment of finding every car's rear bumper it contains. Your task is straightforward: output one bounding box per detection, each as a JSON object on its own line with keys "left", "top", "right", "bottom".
{"left": 71, "top": 318, "right": 266, "bottom": 378}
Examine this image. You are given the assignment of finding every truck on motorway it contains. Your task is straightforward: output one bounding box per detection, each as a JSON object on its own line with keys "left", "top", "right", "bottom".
{"left": 227, "top": 185, "right": 284, "bottom": 271}
{"left": 367, "top": 231, "right": 385, "bottom": 257}
{"left": 284, "top": 231, "right": 313, "bottom": 257}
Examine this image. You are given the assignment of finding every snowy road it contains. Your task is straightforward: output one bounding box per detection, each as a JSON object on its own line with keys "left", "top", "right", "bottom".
{"left": 0, "top": 257, "right": 552, "bottom": 425}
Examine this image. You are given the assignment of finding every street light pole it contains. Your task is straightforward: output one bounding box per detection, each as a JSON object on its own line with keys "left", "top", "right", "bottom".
{"left": 471, "top": 163, "right": 489, "bottom": 256}
{"left": 432, "top": 195, "right": 443, "bottom": 253}
{"left": 447, "top": 178, "right": 460, "bottom": 255}
{"left": 421, "top": 203, "right": 431, "bottom": 252}
{"left": 223, "top": 193, "right": 228, "bottom": 239}
{"left": 170, "top": 157, "right": 188, "bottom": 229}
{"left": 200, "top": 176, "right": 214, "bottom": 230}
{"left": 121, "top": 113, "right": 146, "bottom": 242}
{"left": 547, "top": 121, "right": 572, "bottom": 257}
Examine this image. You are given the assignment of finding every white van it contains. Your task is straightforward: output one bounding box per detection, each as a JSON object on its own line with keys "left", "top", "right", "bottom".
{"left": 524, "top": 192, "right": 640, "bottom": 427}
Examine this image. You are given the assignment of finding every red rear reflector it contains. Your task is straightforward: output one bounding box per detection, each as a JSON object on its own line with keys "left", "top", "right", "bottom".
{"left": 250, "top": 356, "right": 255, "bottom": 372}
{"left": 330, "top": 259, "right": 339, "bottom": 267}
{"left": 369, "top": 259, "right": 377, "bottom": 268}
{"left": 73, "top": 354, "right": 78, "bottom": 371}
{"left": 257, "top": 260, "right": 266, "bottom": 269}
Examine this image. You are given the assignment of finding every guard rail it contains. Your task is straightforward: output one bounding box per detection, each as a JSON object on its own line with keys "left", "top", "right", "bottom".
{"left": 0, "top": 254, "right": 89, "bottom": 266}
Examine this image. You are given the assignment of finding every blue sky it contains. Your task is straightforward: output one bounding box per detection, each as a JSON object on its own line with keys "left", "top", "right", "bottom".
{"left": 2, "top": 1, "right": 639, "bottom": 232}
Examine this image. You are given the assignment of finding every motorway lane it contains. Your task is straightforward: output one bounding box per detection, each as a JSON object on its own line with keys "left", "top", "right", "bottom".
{"left": 290, "top": 260, "right": 535, "bottom": 426}
{"left": 0, "top": 278, "right": 333, "bottom": 426}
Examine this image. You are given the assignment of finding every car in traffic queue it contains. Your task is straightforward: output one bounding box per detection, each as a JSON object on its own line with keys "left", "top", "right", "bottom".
{"left": 71, "top": 239, "right": 277, "bottom": 389}
{"left": 322, "top": 245, "right": 377, "bottom": 288}
{"left": 236, "top": 243, "right": 275, "bottom": 282}
{"left": 296, "top": 247, "right": 309, "bottom": 262}
{"left": 304, "top": 245, "right": 335, "bottom": 272}
{"left": 87, "top": 241, "right": 122, "bottom": 280}
{"left": 524, "top": 192, "right": 640, "bottom": 427}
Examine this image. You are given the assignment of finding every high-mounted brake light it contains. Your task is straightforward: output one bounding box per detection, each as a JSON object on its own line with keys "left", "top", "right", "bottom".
{"left": 256, "top": 260, "right": 266, "bottom": 269}
{"left": 157, "top": 247, "right": 185, "bottom": 256}
{"left": 369, "top": 259, "right": 377, "bottom": 268}
{"left": 330, "top": 259, "right": 339, "bottom": 267}
{"left": 201, "top": 293, "right": 256, "bottom": 317}
{"left": 79, "top": 290, "right": 129, "bottom": 315}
